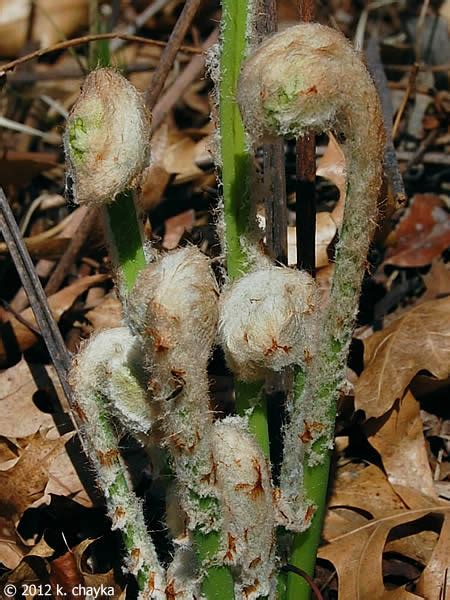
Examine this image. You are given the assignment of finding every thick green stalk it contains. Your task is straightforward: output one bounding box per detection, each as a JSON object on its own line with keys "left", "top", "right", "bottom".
{"left": 219, "top": 0, "right": 253, "bottom": 279}
{"left": 218, "top": 6, "right": 272, "bottom": 597}
{"left": 285, "top": 437, "right": 332, "bottom": 600}
{"left": 95, "top": 408, "right": 165, "bottom": 594}
{"left": 69, "top": 329, "right": 170, "bottom": 595}
{"left": 194, "top": 531, "right": 235, "bottom": 598}
{"left": 70, "top": 340, "right": 166, "bottom": 598}
{"left": 87, "top": 7, "right": 146, "bottom": 295}
{"left": 220, "top": 0, "right": 270, "bottom": 461}
{"left": 102, "top": 191, "right": 147, "bottom": 294}
{"left": 286, "top": 152, "right": 382, "bottom": 600}
{"left": 235, "top": 381, "right": 270, "bottom": 458}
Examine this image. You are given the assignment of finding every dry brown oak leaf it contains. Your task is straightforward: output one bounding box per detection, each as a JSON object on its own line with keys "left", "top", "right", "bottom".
{"left": 0, "top": 431, "right": 72, "bottom": 522}
{"left": 319, "top": 506, "right": 450, "bottom": 600}
{"left": 354, "top": 296, "right": 450, "bottom": 418}
{"left": 48, "top": 538, "right": 122, "bottom": 598}
{"left": 49, "top": 539, "right": 121, "bottom": 599}
{"left": 415, "top": 513, "right": 450, "bottom": 599}
{"left": 0, "top": 274, "right": 107, "bottom": 363}
{"left": 365, "top": 391, "right": 436, "bottom": 499}
{"left": 324, "top": 464, "right": 446, "bottom": 585}
{"left": 0, "top": 538, "right": 54, "bottom": 593}
{"left": 384, "top": 194, "right": 450, "bottom": 268}
{"left": 0, "top": 358, "right": 64, "bottom": 438}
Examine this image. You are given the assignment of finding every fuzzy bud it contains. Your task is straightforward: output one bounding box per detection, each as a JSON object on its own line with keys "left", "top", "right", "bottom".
{"left": 219, "top": 266, "right": 317, "bottom": 381}
{"left": 127, "top": 246, "right": 219, "bottom": 393}
{"left": 128, "top": 246, "right": 221, "bottom": 534}
{"left": 237, "top": 23, "right": 382, "bottom": 146}
{"left": 71, "top": 327, "right": 153, "bottom": 436}
{"left": 69, "top": 328, "right": 165, "bottom": 597}
{"left": 213, "top": 418, "right": 277, "bottom": 599}
{"left": 64, "top": 68, "right": 151, "bottom": 206}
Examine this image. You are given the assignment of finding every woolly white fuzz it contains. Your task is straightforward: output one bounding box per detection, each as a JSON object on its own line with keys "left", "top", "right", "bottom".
{"left": 70, "top": 327, "right": 153, "bottom": 435}
{"left": 219, "top": 266, "right": 317, "bottom": 381}
{"left": 64, "top": 68, "right": 151, "bottom": 206}
{"left": 128, "top": 246, "right": 219, "bottom": 376}
{"left": 213, "top": 418, "right": 277, "bottom": 599}
{"left": 128, "top": 246, "right": 222, "bottom": 534}
{"left": 237, "top": 23, "right": 380, "bottom": 144}
{"left": 166, "top": 546, "right": 200, "bottom": 600}
{"left": 69, "top": 328, "right": 165, "bottom": 598}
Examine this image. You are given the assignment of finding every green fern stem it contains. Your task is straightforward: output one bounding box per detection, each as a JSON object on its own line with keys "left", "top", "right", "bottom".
{"left": 220, "top": 0, "right": 270, "bottom": 460}
{"left": 219, "top": 0, "right": 252, "bottom": 280}
{"left": 102, "top": 191, "right": 147, "bottom": 295}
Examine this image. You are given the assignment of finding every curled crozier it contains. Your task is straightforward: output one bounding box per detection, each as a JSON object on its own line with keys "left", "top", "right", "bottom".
{"left": 69, "top": 328, "right": 165, "bottom": 598}
{"left": 219, "top": 266, "right": 318, "bottom": 381}
{"left": 64, "top": 68, "right": 151, "bottom": 206}
{"left": 128, "top": 246, "right": 222, "bottom": 535}
{"left": 213, "top": 418, "right": 277, "bottom": 599}
{"left": 237, "top": 23, "right": 385, "bottom": 531}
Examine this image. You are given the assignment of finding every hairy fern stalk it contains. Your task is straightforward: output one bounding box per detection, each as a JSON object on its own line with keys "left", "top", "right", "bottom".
{"left": 65, "top": 5, "right": 383, "bottom": 599}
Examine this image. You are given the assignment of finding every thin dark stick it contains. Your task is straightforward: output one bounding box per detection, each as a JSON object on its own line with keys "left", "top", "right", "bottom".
{"left": 296, "top": 134, "right": 316, "bottom": 274}
{"left": 439, "top": 567, "right": 448, "bottom": 600}
{"left": 265, "top": 142, "right": 288, "bottom": 264}
{"left": 296, "top": 1, "right": 316, "bottom": 275}
{"left": 8, "top": 60, "right": 191, "bottom": 84}
{"left": 366, "top": 37, "right": 406, "bottom": 207}
{"left": 0, "top": 187, "right": 76, "bottom": 413}
{"left": 297, "top": 0, "right": 315, "bottom": 21}
{"left": 45, "top": 208, "right": 99, "bottom": 296}
{"left": 392, "top": 63, "right": 419, "bottom": 140}
{"left": 281, "top": 564, "right": 324, "bottom": 600}
{"left": 145, "top": 0, "right": 202, "bottom": 111}
{"left": 255, "top": 0, "right": 277, "bottom": 43}
{"left": 0, "top": 32, "right": 202, "bottom": 75}
{"left": 403, "top": 128, "right": 439, "bottom": 173}
{"left": 255, "top": 0, "right": 288, "bottom": 266}
{"left": 151, "top": 27, "right": 219, "bottom": 133}
{"left": 0, "top": 298, "right": 42, "bottom": 337}
{"left": 384, "top": 61, "right": 450, "bottom": 73}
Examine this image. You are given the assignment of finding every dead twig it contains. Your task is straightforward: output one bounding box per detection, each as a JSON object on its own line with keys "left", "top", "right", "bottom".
{"left": 385, "top": 62, "right": 450, "bottom": 73}
{"left": 151, "top": 27, "right": 219, "bottom": 133}
{"left": 402, "top": 128, "right": 440, "bottom": 173}
{"left": 392, "top": 63, "right": 419, "bottom": 141}
{"left": 0, "top": 187, "right": 76, "bottom": 415}
{"left": 281, "top": 564, "right": 325, "bottom": 600}
{"left": 0, "top": 32, "right": 202, "bottom": 76}
{"left": 296, "top": 0, "right": 316, "bottom": 275}
{"left": 366, "top": 37, "right": 406, "bottom": 206}
{"left": 110, "top": 0, "right": 172, "bottom": 52}
{"left": 45, "top": 208, "right": 99, "bottom": 296}
{"left": 0, "top": 213, "right": 74, "bottom": 255}
{"left": 145, "top": 0, "right": 203, "bottom": 111}
{"left": 0, "top": 298, "right": 43, "bottom": 337}
{"left": 7, "top": 60, "right": 188, "bottom": 84}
